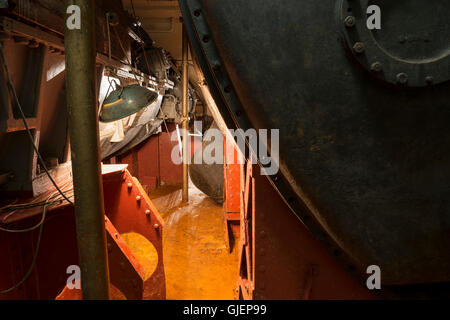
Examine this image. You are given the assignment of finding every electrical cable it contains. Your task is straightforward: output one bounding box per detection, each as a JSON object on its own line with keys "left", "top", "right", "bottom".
{"left": 0, "top": 190, "right": 57, "bottom": 294}
{"left": 0, "top": 188, "right": 73, "bottom": 233}
{"left": 0, "top": 43, "right": 73, "bottom": 205}
{"left": 130, "top": 0, "right": 137, "bottom": 19}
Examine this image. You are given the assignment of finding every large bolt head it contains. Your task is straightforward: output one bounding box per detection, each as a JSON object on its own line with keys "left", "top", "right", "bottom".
{"left": 370, "top": 62, "right": 382, "bottom": 73}
{"left": 344, "top": 16, "right": 356, "bottom": 27}
{"left": 353, "top": 42, "right": 365, "bottom": 54}
{"left": 396, "top": 73, "right": 408, "bottom": 84}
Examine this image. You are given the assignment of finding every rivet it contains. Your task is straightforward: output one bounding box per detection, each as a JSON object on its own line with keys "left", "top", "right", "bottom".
{"left": 193, "top": 9, "right": 201, "bottom": 17}
{"left": 154, "top": 223, "right": 160, "bottom": 229}
{"left": 145, "top": 209, "right": 151, "bottom": 215}
{"left": 425, "top": 76, "right": 434, "bottom": 85}
{"left": 396, "top": 73, "right": 408, "bottom": 84}
{"left": 127, "top": 182, "right": 133, "bottom": 189}
{"left": 344, "top": 16, "right": 356, "bottom": 27}
{"left": 136, "top": 195, "right": 141, "bottom": 202}
{"left": 114, "top": 233, "right": 118, "bottom": 239}
{"left": 353, "top": 42, "right": 365, "bottom": 54}
{"left": 370, "top": 62, "right": 382, "bottom": 73}
{"left": 202, "top": 35, "right": 210, "bottom": 43}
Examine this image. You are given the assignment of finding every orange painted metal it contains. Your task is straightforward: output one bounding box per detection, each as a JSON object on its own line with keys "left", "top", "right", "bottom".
{"left": 235, "top": 163, "right": 376, "bottom": 300}
{"left": 55, "top": 212, "right": 153, "bottom": 300}
{"left": 0, "top": 165, "right": 166, "bottom": 300}
{"left": 104, "top": 215, "right": 147, "bottom": 300}
{"left": 223, "top": 136, "right": 243, "bottom": 252}
{"left": 102, "top": 167, "right": 166, "bottom": 300}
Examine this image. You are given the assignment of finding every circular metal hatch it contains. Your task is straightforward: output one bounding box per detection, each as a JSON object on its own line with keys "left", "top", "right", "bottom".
{"left": 340, "top": 0, "right": 450, "bottom": 87}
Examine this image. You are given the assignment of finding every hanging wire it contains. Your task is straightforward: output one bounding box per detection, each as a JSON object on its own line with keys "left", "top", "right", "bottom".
{"left": 0, "top": 187, "right": 73, "bottom": 294}
{"left": 0, "top": 185, "right": 73, "bottom": 233}
{"left": 0, "top": 44, "right": 73, "bottom": 205}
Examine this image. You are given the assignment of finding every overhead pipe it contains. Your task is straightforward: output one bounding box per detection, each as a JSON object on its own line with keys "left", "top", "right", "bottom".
{"left": 182, "top": 25, "right": 189, "bottom": 202}
{"left": 64, "top": 0, "right": 110, "bottom": 299}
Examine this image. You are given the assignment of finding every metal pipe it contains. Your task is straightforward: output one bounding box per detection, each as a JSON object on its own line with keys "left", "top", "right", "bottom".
{"left": 64, "top": 0, "right": 110, "bottom": 300}
{"left": 182, "top": 26, "right": 189, "bottom": 202}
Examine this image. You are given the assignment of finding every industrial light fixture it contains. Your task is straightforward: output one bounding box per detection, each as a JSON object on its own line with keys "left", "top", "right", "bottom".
{"left": 99, "top": 83, "right": 158, "bottom": 122}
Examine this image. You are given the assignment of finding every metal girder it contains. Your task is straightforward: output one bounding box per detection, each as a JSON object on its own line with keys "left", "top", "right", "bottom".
{"left": 102, "top": 167, "right": 166, "bottom": 300}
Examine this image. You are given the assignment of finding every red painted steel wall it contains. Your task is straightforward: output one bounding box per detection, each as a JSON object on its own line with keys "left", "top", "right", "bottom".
{"left": 119, "top": 124, "right": 183, "bottom": 191}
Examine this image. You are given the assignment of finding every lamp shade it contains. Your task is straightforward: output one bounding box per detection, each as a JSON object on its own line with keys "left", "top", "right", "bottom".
{"left": 99, "top": 84, "right": 158, "bottom": 122}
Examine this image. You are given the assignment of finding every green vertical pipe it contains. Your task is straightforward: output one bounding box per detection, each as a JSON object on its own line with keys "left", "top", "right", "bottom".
{"left": 64, "top": 0, "right": 110, "bottom": 300}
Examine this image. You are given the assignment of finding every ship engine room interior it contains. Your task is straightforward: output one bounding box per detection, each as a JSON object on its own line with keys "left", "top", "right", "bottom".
{"left": 0, "top": 0, "right": 449, "bottom": 302}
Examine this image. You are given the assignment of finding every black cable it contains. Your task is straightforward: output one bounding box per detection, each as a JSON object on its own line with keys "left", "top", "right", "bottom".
{"left": 0, "top": 43, "right": 73, "bottom": 205}
{"left": 130, "top": 0, "right": 137, "bottom": 19}
{"left": 0, "top": 189, "right": 73, "bottom": 233}
{"left": 0, "top": 197, "right": 49, "bottom": 294}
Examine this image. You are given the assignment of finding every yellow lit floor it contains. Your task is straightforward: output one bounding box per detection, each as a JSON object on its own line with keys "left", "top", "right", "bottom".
{"left": 149, "top": 181, "right": 239, "bottom": 300}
